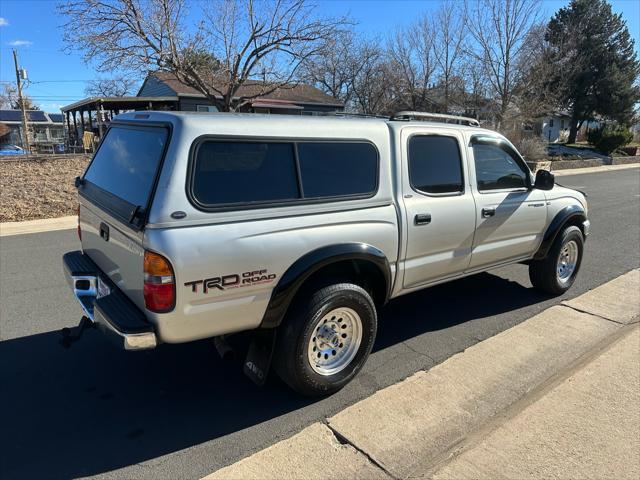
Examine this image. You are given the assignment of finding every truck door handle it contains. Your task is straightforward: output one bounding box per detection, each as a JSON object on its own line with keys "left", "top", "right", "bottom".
{"left": 482, "top": 208, "right": 496, "bottom": 218}
{"left": 99, "top": 222, "right": 110, "bottom": 241}
{"left": 414, "top": 213, "right": 432, "bottom": 225}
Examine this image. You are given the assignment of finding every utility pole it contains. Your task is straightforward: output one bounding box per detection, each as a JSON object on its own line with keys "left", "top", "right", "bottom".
{"left": 13, "top": 49, "right": 31, "bottom": 153}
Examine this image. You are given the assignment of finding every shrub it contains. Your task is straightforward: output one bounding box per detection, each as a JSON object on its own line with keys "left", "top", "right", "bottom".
{"left": 516, "top": 136, "right": 548, "bottom": 160}
{"left": 587, "top": 124, "right": 633, "bottom": 154}
{"left": 498, "top": 129, "right": 548, "bottom": 160}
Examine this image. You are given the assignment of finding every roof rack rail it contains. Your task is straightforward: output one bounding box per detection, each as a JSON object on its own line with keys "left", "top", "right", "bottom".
{"left": 321, "top": 111, "right": 389, "bottom": 120}
{"left": 390, "top": 111, "right": 480, "bottom": 127}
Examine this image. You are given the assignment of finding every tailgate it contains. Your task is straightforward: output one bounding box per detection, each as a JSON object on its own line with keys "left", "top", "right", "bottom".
{"left": 80, "top": 202, "right": 145, "bottom": 309}
{"left": 77, "top": 123, "right": 170, "bottom": 310}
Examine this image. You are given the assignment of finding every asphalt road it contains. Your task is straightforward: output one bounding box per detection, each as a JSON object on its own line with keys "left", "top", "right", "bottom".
{"left": 1, "top": 168, "right": 639, "bottom": 480}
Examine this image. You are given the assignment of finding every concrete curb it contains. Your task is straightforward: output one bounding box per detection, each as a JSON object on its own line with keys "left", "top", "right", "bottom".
{"left": 204, "top": 269, "right": 640, "bottom": 480}
{"left": 553, "top": 163, "right": 639, "bottom": 176}
{"left": 0, "top": 216, "right": 76, "bottom": 237}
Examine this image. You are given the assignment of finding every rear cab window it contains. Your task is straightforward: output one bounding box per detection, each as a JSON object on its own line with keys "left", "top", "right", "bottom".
{"left": 81, "top": 124, "right": 169, "bottom": 226}
{"left": 408, "top": 135, "right": 464, "bottom": 195}
{"left": 189, "top": 139, "right": 378, "bottom": 209}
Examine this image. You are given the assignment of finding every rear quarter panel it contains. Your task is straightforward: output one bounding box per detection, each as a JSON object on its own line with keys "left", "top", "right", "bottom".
{"left": 145, "top": 207, "right": 398, "bottom": 342}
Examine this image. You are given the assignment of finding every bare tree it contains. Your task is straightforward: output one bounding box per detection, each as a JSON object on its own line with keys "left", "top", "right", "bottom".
{"left": 433, "top": 0, "right": 467, "bottom": 113}
{"left": 59, "top": 0, "right": 348, "bottom": 111}
{"left": 300, "top": 30, "right": 359, "bottom": 105}
{"left": 350, "top": 38, "right": 393, "bottom": 115}
{"left": 0, "top": 85, "right": 17, "bottom": 109}
{"left": 0, "top": 84, "right": 38, "bottom": 110}
{"left": 514, "top": 23, "right": 557, "bottom": 122}
{"left": 85, "top": 76, "right": 138, "bottom": 97}
{"left": 459, "top": 57, "right": 491, "bottom": 119}
{"left": 386, "top": 17, "right": 437, "bottom": 111}
{"left": 464, "top": 0, "right": 541, "bottom": 128}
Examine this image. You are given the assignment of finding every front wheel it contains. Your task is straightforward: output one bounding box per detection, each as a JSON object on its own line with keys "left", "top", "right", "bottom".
{"left": 529, "top": 225, "right": 584, "bottom": 295}
{"left": 273, "top": 283, "right": 377, "bottom": 396}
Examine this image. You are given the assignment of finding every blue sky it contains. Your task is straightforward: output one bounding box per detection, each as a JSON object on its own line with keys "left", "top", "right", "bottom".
{"left": 1, "top": 0, "right": 638, "bottom": 113}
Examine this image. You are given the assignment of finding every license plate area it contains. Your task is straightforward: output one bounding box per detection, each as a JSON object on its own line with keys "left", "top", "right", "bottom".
{"left": 97, "top": 277, "right": 111, "bottom": 299}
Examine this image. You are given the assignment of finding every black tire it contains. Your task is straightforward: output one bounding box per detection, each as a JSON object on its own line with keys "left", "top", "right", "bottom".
{"left": 529, "top": 225, "right": 584, "bottom": 295}
{"left": 273, "top": 283, "right": 377, "bottom": 396}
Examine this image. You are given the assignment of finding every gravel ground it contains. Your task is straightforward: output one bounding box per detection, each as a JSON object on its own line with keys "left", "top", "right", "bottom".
{"left": 0, "top": 155, "right": 90, "bottom": 222}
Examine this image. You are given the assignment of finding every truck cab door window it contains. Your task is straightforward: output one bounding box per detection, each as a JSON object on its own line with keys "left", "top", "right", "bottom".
{"left": 472, "top": 143, "right": 528, "bottom": 191}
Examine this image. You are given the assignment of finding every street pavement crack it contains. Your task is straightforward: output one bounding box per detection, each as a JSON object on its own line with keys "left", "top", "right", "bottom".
{"left": 323, "top": 420, "right": 400, "bottom": 480}
{"left": 401, "top": 341, "right": 437, "bottom": 363}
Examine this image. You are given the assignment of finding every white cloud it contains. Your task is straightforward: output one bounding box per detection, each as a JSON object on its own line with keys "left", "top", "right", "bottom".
{"left": 0, "top": 18, "right": 8, "bottom": 27}
{"left": 7, "top": 40, "right": 33, "bottom": 47}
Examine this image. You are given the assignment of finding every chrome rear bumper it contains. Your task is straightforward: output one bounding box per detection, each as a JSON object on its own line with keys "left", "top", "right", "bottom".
{"left": 63, "top": 251, "right": 157, "bottom": 350}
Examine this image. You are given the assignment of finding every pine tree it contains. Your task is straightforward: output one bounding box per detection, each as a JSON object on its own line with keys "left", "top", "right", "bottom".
{"left": 545, "top": 0, "right": 639, "bottom": 143}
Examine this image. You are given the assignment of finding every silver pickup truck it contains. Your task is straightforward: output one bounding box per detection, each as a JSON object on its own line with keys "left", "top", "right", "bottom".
{"left": 62, "top": 111, "right": 589, "bottom": 396}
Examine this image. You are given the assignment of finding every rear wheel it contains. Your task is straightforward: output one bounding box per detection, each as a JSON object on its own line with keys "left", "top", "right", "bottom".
{"left": 529, "top": 225, "right": 584, "bottom": 295}
{"left": 273, "top": 283, "right": 377, "bottom": 396}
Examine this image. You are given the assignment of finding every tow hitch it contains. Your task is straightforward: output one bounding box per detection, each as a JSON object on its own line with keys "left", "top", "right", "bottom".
{"left": 60, "top": 316, "right": 95, "bottom": 348}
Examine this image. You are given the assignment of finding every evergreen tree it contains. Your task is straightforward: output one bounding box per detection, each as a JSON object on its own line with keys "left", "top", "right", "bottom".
{"left": 545, "top": 0, "right": 639, "bottom": 143}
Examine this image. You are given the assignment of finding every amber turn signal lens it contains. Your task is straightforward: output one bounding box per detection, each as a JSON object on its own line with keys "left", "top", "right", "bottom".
{"left": 144, "top": 251, "right": 173, "bottom": 276}
{"left": 144, "top": 250, "right": 175, "bottom": 313}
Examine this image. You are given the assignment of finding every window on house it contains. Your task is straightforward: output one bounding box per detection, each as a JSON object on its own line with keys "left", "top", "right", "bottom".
{"left": 560, "top": 119, "right": 565, "bottom": 129}
{"left": 408, "top": 135, "right": 464, "bottom": 194}
{"left": 550, "top": 119, "right": 554, "bottom": 127}
{"left": 196, "top": 105, "right": 219, "bottom": 113}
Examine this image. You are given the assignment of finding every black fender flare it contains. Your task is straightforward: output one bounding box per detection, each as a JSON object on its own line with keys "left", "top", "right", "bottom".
{"left": 259, "top": 243, "right": 392, "bottom": 329}
{"left": 534, "top": 205, "right": 587, "bottom": 260}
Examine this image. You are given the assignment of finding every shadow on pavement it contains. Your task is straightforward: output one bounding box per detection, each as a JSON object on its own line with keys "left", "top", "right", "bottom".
{"left": 0, "top": 271, "right": 549, "bottom": 479}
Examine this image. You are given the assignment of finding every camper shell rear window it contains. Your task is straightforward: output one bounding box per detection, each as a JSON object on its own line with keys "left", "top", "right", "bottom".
{"left": 80, "top": 124, "right": 169, "bottom": 226}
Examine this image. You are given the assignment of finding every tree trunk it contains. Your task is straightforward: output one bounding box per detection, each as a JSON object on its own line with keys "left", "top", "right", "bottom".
{"left": 567, "top": 114, "right": 580, "bottom": 144}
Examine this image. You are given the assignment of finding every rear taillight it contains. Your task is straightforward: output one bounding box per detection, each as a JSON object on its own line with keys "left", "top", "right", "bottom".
{"left": 77, "top": 205, "right": 81, "bottom": 241}
{"left": 143, "top": 251, "right": 175, "bottom": 312}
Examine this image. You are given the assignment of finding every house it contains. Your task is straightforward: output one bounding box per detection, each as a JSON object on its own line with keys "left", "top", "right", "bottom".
{"left": 0, "top": 110, "right": 65, "bottom": 149}
{"left": 539, "top": 112, "right": 571, "bottom": 142}
{"left": 137, "top": 72, "right": 345, "bottom": 115}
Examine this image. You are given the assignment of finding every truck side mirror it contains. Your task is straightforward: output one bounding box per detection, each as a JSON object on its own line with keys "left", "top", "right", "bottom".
{"left": 534, "top": 169, "right": 554, "bottom": 190}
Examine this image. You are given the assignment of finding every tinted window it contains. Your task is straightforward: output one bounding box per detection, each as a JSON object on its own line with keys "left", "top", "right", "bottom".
{"left": 84, "top": 126, "right": 167, "bottom": 207}
{"left": 192, "top": 142, "right": 299, "bottom": 205}
{"left": 408, "top": 135, "right": 463, "bottom": 194}
{"left": 472, "top": 143, "right": 528, "bottom": 190}
{"left": 297, "top": 143, "right": 377, "bottom": 198}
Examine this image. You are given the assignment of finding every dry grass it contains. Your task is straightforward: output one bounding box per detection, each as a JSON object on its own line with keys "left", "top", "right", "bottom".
{"left": 0, "top": 155, "right": 90, "bottom": 222}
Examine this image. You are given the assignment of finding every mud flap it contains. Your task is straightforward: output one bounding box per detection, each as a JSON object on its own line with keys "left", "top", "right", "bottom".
{"left": 243, "top": 328, "right": 276, "bottom": 386}
{"left": 60, "top": 316, "right": 95, "bottom": 348}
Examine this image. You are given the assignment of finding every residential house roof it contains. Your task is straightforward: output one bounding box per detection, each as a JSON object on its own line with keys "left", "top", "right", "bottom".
{"left": 0, "top": 110, "right": 64, "bottom": 124}
{"left": 138, "top": 71, "right": 344, "bottom": 107}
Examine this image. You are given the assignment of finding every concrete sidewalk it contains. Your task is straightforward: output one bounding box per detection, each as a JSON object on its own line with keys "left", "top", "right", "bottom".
{"left": 424, "top": 326, "right": 639, "bottom": 480}
{"left": 206, "top": 269, "right": 639, "bottom": 480}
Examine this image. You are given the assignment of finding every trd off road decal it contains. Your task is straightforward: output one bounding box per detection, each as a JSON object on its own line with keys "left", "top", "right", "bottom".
{"left": 184, "top": 269, "right": 277, "bottom": 293}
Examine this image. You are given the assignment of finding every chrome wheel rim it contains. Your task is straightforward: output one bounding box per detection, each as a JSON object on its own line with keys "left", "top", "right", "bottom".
{"left": 557, "top": 240, "right": 579, "bottom": 283}
{"left": 307, "top": 307, "right": 363, "bottom": 376}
